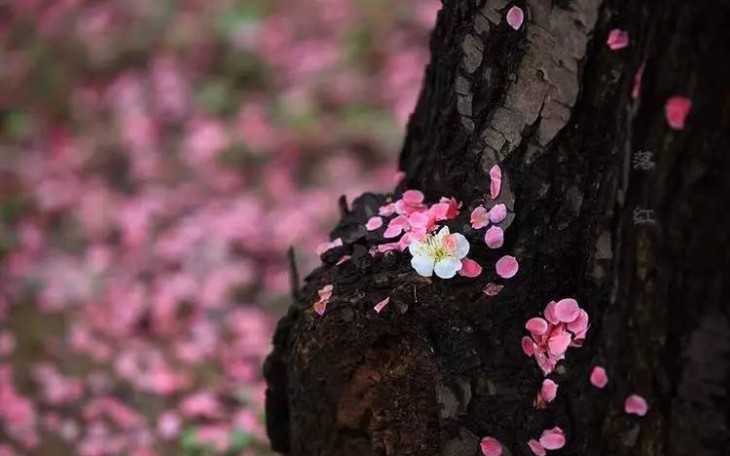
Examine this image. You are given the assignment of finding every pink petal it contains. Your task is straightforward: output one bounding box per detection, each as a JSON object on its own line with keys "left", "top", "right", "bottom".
{"left": 632, "top": 63, "right": 644, "bottom": 99}
{"left": 458, "top": 258, "right": 483, "bottom": 278}
{"left": 624, "top": 394, "right": 649, "bottom": 416}
{"left": 521, "top": 336, "right": 535, "bottom": 357}
{"left": 365, "top": 216, "right": 383, "bottom": 231}
{"left": 554, "top": 298, "right": 580, "bottom": 323}
{"left": 318, "top": 284, "right": 333, "bottom": 301}
{"left": 402, "top": 189, "right": 425, "bottom": 205}
{"left": 495, "top": 255, "right": 518, "bottom": 279}
{"left": 383, "top": 224, "right": 404, "bottom": 239}
{"left": 379, "top": 203, "right": 396, "bottom": 216}
{"left": 408, "top": 211, "right": 431, "bottom": 230}
{"left": 484, "top": 226, "right": 504, "bottom": 249}
{"left": 607, "top": 29, "right": 629, "bottom": 51}
{"left": 480, "top": 437, "right": 503, "bottom": 456}
{"left": 535, "top": 350, "right": 557, "bottom": 375}
{"left": 665, "top": 96, "right": 691, "bottom": 130}
{"left": 313, "top": 300, "right": 327, "bottom": 316}
{"left": 525, "top": 317, "right": 549, "bottom": 336}
{"left": 540, "top": 379, "right": 558, "bottom": 403}
{"left": 590, "top": 366, "right": 608, "bottom": 388}
{"left": 471, "top": 206, "right": 490, "bottom": 229}
{"left": 544, "top": 301, "right": 560, "bottom": 325}
{"left": 528, "top": 439, "right": 546, "bottom": 456}
{"left": 539, "top": 427, "right": 566, "bottom": 450}
{"left": 489, "top": 165, "right": 502, "bottom": 199}
{"left": 429, "top": 202, "right": 451, "bottom": 221}
{"left": 566, "top": 309, "right": 589, "bottom": 338}
{"left": 548, "top": 331, "right": 572, "bottom": 356}
{"left": 488, "top": 203, "right": 507, "bottom": 224}
{"left": 373, "top": 297, "right": 390, "bottom": 313}
{"left": 483, "top": 282, "right": 504, "bottom": 297}
{"left": 506, "top": 6, "right": 524, "bottom": 30}
{"left": 439, "top": 197, "right": 460, "bottom": 219}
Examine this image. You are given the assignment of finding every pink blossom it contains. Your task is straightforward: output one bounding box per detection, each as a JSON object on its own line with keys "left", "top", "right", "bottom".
{"left": 374, "top": 297, "right": 390, "bottom": 313}
{"left": 483, "top": 283, "right": 504, "bottom": 296}
{"left": 471, "top": 206, "right": 490, "bottom": 229}
{"left": 624, "top": 394, "right": 649, "bottom": 416}
{"left": 480, "top": 436, "right": 503, "bottom": 456}
{"left": 607, "top": 29, "right": 629, "bottom": 50}
{"left": 665, "top": 96, "right": 692, "bottom": 130}
{"left": 366, "top": 216, "right": 383, "bottom": 231}
{"left": 590, "top": 366, "right": 609, "bottom": 388}
{"left": 484, "top": 226, "right": 504, "bottom": 249}
{"left": 458, "top": 258, "right": 483, "bottom": 277}
{"left": 506, "top": 6, "right": 524, "bottom": 30}
{"left": 495, "top": 255, "right": 519, "bottom": 279}
{"left": 489, "top": 165, "right": 502, "bottom": 199}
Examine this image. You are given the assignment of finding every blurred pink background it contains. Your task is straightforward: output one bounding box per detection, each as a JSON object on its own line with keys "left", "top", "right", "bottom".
{"left": 0, "top": 0, "right": 438, "bottom": 454}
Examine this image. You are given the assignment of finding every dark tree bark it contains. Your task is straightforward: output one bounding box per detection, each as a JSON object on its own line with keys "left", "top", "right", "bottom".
{"left": 264, "top": 0, "right": 730, "bottom": 455}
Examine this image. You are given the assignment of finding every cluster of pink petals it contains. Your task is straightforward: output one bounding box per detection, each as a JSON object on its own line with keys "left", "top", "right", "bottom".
{"left": 522, "top": 299, "right": 589, "bottom": 375}
{"left": 470, "top": 203, "right": 508, "bottom": 249}
{"left": 624, "top": 394, "right": 649, "bottom": 416}
{"left": 374, "top": 190, "right": 460, "bottom": 253}
{"left": 313, "top": 284, "right": 334, "bottom": 316}
{"left": 528, "top": 427, "right": 566, "bottom": 455}
{"left": 480, "top": 436, "right": 503, "bottom": 456}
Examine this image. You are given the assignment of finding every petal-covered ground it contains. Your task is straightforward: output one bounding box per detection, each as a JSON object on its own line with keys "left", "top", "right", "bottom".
{"left": 0, "top": 1, "right": 438, "bottom": 454}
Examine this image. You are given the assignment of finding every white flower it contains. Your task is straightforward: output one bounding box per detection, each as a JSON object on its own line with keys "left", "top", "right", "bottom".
{"left": 408, "top": 226, "right": 470, "bottom": 279}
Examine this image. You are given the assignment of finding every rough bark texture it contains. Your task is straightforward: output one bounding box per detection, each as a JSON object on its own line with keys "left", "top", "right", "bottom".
{"left": 264, "top": 0, "right": 730, "bottom": 455}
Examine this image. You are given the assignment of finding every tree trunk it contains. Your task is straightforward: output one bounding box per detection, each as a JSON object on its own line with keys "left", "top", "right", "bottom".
{"left": 264, "top": 0, "right": 730, "bottom": 455}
